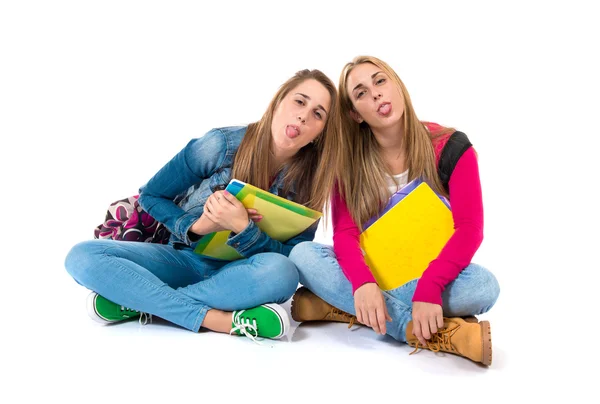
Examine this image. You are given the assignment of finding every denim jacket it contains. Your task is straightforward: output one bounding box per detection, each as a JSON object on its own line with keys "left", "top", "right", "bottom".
{"left": 138, "top": 126, "right": 319, "bottom": 258}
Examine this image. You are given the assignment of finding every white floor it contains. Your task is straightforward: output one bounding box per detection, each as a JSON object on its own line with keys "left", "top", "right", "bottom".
{"left": 5, "top": 244, "right": 580, "bottom": 404}
{"left": 36, "top": 282, "right": 511, "bottom": 402}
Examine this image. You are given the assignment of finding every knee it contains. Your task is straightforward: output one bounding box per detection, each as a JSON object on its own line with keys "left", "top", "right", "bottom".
{"left": 465, "top": 264, "right": 501, "bottom": 314}
{"left": 252, "top": 253, "right": 299, "bottom": 298}
{"left": 289, "top": 242, "right": 330, "bottom": 283}
{"left": 288, "top": 241, "right": 319, "bottom": 265}
{"left": 64, "top": 240, "right": 106, "bottom": 286}
{"left": 276, "top": 255, "right": 300, "bottom": 297}
{"left": 481, "top": 269, "right": 501, "bottom": 312}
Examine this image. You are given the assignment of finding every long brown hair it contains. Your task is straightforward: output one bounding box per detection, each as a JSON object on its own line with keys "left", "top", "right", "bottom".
{"left": 232, "top": 69, "right": 340, "bottom": 212}
{"left": 337, "top": 56, "right": 454, "bottom": 228}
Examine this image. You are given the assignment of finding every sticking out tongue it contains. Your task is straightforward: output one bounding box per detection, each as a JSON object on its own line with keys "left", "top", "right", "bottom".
{"left": 379, "top": 103, "right": 392, "bottom": 116}
{"left": 286, "top": 125, "right": 299, "bottom": 138}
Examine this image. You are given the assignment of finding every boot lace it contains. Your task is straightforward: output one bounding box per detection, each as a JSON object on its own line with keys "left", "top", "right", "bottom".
{"left": 326, "top": 307, "right": 358, "bottom": 329}
{"left": 409, "top": 320, "right": 459, "bottom": 355}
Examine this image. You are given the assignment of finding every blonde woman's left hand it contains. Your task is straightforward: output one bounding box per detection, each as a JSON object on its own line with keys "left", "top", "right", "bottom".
{"left": 203, "top": 190, "right": 250, "bottom": 233}
{"left": 411, "top": 301, "right": 444, "bottom": 346}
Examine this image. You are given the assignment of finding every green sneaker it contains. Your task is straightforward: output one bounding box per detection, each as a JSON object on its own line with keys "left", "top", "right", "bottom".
{"left": 230, "top": 303, "right": 290, "bottom": 341}
{"left": 86, "top": 292, "right": 151, "bottom": 325}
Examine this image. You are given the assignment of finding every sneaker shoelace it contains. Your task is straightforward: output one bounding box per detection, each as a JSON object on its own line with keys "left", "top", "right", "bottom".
{"left": 120, "top": 305, "right": 152, "bottom": 326}
{"left": 409, "top": 320, "right": 459, "bottom": 355}
{"left": 230, "top": 311, "right": 263, "bottom": 345}
{"left": 326, "top": 307, "right": 358, "bottom": 329}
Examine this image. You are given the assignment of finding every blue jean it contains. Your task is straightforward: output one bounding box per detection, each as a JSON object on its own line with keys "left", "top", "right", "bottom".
{"left": 288, "top": 242, "right": 500, "bottom": 342}
{"left": 65, "top": 240, "right": 299, "bottom": 332}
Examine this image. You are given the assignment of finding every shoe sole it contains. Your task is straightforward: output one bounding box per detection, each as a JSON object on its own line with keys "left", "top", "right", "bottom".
{"left": 290, "top": 287, "right": 309, "bottom": 322}
{"left": 480, "top": 320, "right": 492, "bottom": 366}
{"left": 263, "top": 303, "right": 290, "bottom": 339}
{"left": 86, "top": 292, "right": 114, "bottom": 324}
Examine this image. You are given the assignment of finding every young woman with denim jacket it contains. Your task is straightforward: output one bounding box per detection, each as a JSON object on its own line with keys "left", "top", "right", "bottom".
{"left": 289, "top": 57, "right": 500, "bottom": 365}
{"left": 65, "top": 69, "right": 340, "bottom": 341}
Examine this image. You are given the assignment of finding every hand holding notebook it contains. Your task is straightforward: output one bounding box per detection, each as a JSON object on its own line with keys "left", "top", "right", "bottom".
{"left": 194, "top": 179, "right": 322, "bottom": 260}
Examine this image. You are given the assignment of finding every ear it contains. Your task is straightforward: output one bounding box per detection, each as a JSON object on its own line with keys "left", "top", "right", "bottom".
{"left": 349, "top": 109, "right": 363, "bottom": 124}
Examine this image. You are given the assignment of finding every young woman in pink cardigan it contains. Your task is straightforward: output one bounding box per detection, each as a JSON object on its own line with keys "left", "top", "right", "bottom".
{"left": 288, "top": 56, "right": 500, "bottom": 366}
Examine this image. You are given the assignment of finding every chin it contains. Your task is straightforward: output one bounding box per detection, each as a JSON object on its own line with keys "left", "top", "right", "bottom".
{"left": 384, "top": 113, "right": 402, "bottom": 126}
{"left": 274, "top": 138, "right": 294, "bottom": 150}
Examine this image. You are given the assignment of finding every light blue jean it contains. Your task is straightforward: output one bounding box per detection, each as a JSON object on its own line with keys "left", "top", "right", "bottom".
{"left": 288, "top": 242, "right": 500, "bottom": 342}
{"left": 65, "top": 240, "right": 299, "bottom": 332}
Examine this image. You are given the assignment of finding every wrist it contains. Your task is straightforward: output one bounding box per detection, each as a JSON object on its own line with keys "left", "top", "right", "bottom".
{"left": 356, "top": 282, "right": 376, "bottom": 293}
{"left": 187, "top": 230, "right": 202, "bottom": 242}
{"left": 232, "top": 218, "right": 250, "bottom": 234}
{"left": 189, "top": 221, "right": 201, "bottom": 235}
{"left": 190, "top": 217, "right": 207, "bottom": 236}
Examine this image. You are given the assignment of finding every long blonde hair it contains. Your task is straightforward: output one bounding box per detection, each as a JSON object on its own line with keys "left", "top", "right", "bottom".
{"left": 337, "top": 56, "right": 454, "bottom": 228}
{"left": 232, "top": 69, "right": 340, "bottom": 212}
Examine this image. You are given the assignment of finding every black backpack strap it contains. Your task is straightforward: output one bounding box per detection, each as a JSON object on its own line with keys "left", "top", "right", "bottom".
{"left": 437, "top": 131, "right": 472, "bottom": 194}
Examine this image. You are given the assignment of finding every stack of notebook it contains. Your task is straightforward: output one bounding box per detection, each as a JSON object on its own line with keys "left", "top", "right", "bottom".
{"left": 359, "top": 178, "right": 455, "bottom": 290}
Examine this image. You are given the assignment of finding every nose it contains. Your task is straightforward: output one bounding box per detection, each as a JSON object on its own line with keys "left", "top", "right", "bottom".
{"left": 373, "top": 92, "right": 382, "bottom": 101}
{"left": 297, "top": 114, "right": 306, "bottom": 124}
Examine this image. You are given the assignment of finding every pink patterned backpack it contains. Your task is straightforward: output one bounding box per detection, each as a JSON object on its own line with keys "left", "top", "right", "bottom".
{"left": 94, "top": 195, "right": 170, "bottom": 244}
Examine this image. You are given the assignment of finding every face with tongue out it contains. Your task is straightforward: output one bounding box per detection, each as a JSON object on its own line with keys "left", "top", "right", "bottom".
{"left": 270, "top": 79, "right": 331, "bottom": 161}
{"left": 346, "top": 63, "right": 405, "bottom": 133}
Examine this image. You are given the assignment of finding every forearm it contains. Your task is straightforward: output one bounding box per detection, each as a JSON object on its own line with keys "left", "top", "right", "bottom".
{"left": 332, "top": 186, "right": 377, "bottom": 293}
{"left": 413, "top": 147, "right": 484, "bottom": 305}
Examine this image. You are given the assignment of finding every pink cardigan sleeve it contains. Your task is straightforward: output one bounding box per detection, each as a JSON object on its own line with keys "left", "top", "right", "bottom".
{"left": 412, "top": 147, "right": 484, "bottom": 305}
{"left": 332, "top": 186, "right": 377, "bottom": 294}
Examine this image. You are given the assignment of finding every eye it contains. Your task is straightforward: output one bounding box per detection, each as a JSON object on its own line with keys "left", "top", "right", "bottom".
{"left": 295, "top": 99, "right": 304, "bottom": 105}
{"left": 376, "top": 78, "right": 386, "bottom": 85}
{"left": 314, "top": 110, "right": 323, "bottom": 120}
{"left": 356, "top": 90, "right": 366, "bottom": 99}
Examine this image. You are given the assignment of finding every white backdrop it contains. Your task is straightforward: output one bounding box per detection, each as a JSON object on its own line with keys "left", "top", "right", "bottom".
{"left": 1, "top": 0, "right": 597, "bottom": 402}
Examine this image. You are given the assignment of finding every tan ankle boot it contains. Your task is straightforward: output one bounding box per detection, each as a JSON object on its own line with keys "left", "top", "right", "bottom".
{"left": 291, "top": 287, "right": 361, "bottom": 328}
{"left": 405, "top": 317, "right": 492, "bottom": 366}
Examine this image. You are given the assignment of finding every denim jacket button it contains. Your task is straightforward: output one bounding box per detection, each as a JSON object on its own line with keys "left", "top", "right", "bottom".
{"left": 233, "top": 242, "right": 240, "bottom": 248}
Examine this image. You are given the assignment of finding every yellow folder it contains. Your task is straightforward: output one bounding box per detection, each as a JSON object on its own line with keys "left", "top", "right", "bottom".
{"left": 194, "top": 179, "right": 322, "bottom": 260}
{"left": 359, "top": 181, "right": 454, "bottom": 290}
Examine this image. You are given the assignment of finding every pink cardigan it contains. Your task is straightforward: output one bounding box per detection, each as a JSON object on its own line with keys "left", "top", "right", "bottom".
{"left": 331, "top": 128, "right": 484, "bottom": 306}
